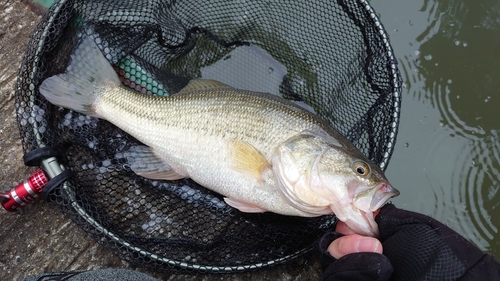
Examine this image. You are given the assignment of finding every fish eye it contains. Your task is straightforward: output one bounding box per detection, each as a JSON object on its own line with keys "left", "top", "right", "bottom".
{"left": 353, "top": 161, "right": 370, "bottom": 177}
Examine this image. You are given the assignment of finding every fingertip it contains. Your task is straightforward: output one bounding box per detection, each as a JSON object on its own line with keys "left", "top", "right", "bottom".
{"left": 356, "top": 237, "right": 383, "bottom": 254}
{"left": 327, "top": 235, "right": 383, "bottom": 259}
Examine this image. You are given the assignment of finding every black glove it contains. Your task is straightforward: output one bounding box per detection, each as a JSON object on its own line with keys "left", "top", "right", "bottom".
{"left": 320, "top": 203, "right": 500, "bottom": 281}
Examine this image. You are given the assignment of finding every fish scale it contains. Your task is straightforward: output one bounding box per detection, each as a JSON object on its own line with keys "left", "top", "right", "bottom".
{"left": 99, "top": 86, "right": 324, "bottom": 153}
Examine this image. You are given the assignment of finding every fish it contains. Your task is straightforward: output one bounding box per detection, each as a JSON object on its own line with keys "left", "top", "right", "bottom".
{"left": 39, "top": 37, "right": 399, "bottom": 237}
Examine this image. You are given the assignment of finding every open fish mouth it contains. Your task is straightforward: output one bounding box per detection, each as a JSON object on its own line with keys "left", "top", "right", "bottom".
{"left": 352, "top": 183, "right": 399, "bottom": 214}
{"left": 370, "top": 183, "right": 399, "bottom": 211}
{"left": 342, "top": 183, "right": 399, "bottom": 236}
{"left": 336, "top": 204, "right": 380, "bottom": 237}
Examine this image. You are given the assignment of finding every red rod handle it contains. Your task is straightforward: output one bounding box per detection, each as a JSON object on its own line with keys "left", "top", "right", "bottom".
{"left": 1, "top": 169, "right": 48, "bottom": 212}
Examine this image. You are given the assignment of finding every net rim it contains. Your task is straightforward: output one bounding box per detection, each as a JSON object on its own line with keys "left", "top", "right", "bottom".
{"left": 358, "top": 0, "right": 402, "bottom": 170}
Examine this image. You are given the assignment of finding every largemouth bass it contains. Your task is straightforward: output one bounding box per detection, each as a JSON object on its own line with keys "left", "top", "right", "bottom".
{"left": 39, "top": 37, "right": 399, "bottom": 237}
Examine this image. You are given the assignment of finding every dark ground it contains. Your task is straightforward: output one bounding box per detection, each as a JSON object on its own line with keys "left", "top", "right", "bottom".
{"left": 0, "top": 2, "right": 323, "bottom": 280}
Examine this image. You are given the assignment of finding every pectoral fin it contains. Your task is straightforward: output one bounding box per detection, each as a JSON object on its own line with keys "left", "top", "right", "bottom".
{"left": 224, "top": 197, "right": 268, "bottom": 213}
{"left": 121, "top": 146, "right": 187, "bottom": 180}
{"left": 229, "top": 140, "right": 271, "bottom": 182}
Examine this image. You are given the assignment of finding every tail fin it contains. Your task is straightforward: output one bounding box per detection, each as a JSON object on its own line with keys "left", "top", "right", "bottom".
{"left": 39, "top": 36, "right": 121, "bottom": 118}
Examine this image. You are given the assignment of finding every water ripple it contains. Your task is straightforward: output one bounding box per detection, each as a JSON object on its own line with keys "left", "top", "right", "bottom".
{"left": 432, "top": 80, "right": 487, "bottom": 138}
{"left": 452, "top": 131, "right": 500, "bottom": 252}
{"left": 419, "top": 76, "right": 500, "bottom": 252}
{"left": 378, "top": 0, "right": 500, "bottom": 259}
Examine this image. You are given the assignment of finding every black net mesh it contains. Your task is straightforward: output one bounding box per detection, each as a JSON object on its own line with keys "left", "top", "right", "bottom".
{"left": 14, "top": 0, "right": 402, "bottom": 273}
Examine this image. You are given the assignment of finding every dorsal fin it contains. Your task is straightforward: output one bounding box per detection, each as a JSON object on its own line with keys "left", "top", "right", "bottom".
{"left": 178, "top": 79, "right": 233, "bottom": 93}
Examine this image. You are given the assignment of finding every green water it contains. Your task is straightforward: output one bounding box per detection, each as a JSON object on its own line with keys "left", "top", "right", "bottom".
{"left": 371, "top": 0, "right": 500, "bottom": 259}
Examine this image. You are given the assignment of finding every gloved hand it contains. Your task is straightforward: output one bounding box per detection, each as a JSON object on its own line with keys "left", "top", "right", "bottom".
{"left": 319, "top": 203, "right": 500, "bottom": 281}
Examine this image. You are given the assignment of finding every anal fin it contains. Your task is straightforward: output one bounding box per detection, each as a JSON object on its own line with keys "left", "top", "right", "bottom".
{"left": 224, "top": 197, "right": 268, "bottom": 213}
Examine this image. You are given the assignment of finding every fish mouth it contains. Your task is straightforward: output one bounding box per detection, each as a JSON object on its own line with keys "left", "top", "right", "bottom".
{"left": 352, "top": 182, "right": 399, "bottom": 214}
{"left": 342, "top": 183, "right": 399, "bottom": 237}
{"left": 369, "top": 182, "right": 399, "bottom": 212}
{"left": 337, "top": 205, "right": 380, "bottom": 237}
